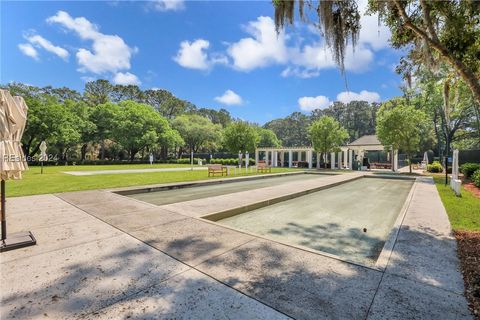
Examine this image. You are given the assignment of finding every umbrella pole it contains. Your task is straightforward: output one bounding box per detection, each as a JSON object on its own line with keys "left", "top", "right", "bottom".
{"left": 0, "top": 179, "right": 36, "bottom": 252}
{"left": 1, "top": 180, "right": 5, "bottom": 241}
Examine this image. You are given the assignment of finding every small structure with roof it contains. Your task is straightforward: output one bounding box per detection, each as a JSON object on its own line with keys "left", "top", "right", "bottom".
{"left": 255, "top": 134, "right": 398, "bottom": 171}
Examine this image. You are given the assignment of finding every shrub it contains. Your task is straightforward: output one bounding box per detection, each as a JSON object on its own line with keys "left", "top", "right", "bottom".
{"left": 472, "top": 169, "right": 480, "bottom": 187}
{"left": 427, "top": 161, "right": 443, "bottom": 173}
{"left": 472, "top": 169, "right": 480, "bottom": 188}
{"left": 460, "top": 163, "right": 480, "bottom": 179}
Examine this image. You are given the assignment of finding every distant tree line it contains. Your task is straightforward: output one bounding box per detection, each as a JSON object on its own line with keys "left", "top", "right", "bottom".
{"left": 2, "top": 73, "right": 478, "bottom": 165}
{"left": 1, "top": 81, "right": 279, "bottom": 163}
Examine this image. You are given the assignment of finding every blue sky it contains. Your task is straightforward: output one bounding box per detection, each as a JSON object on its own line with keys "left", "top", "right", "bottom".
{"left": 1, "top": 0, "right": 404, "bottom": 124}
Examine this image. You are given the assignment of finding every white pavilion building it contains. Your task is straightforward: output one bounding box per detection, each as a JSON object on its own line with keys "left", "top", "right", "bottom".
{"left": 255, "top": 135, "right": 398, "bottom": 172}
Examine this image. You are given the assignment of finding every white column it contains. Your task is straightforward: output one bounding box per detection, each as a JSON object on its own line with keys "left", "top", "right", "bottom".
{"left": 393, "top": 150, "right": 398, "bottom": 172}
{"left": 308, "top": 150, "right": 313, "bottom": 169}
{"left": 280, "top": 151, "right": 285, "bottom": 168}
{"left": 255, "top": 149, "right": 259, "bottom": 165}
{"left": 343, "top": 150, "right": 348, "bottom": 169}
{"left": 338, "top": 151, "right": 342, "bottom": 169}
{"left": 316, "top": 152, "right": 320, "bottom": 169}
{"left": 348, "top": 150, "right": 353, "bottom": 170}
{"left": 273, "top": 151, "right": 278, "bottom": 167}
{"left": 288, "top": 150, "right": 292, "bottom": 168}
{"left": 330, "top": 152, "right": 335, "bottom": 169}
{"left": 265, "top": 150, "right": 269, "bottom": 166}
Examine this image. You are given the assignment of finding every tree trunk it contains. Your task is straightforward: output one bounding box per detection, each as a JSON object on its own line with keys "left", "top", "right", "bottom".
{"left": 81, "top": 144, "right": 88, "bottom": 163}
{"left": 100, "top": 140, "right": 105, "bottom": 160}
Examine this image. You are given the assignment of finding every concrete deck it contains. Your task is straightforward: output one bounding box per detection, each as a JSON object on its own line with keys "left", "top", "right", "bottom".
{"left": 0, "top": 174, "right": 473, "bottom": 319}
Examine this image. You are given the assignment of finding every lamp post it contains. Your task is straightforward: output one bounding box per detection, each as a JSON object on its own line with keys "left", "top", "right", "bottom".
{"left": 39, "top": 141, "right": 47, "bottom": 174}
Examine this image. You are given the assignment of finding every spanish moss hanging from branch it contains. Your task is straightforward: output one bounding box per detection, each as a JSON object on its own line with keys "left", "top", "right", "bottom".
{"left": 273, "top": 0, "right": 361, "bottom": 74}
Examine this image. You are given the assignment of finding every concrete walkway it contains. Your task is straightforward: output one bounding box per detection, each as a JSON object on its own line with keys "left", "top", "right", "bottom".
{"left": 63, "top": 166, "right": 207, "bottom": 176}
{"left": 0, "top": 174, "right": 472, "bottom": 319}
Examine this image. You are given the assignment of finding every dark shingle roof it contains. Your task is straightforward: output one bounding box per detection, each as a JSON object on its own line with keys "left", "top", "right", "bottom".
{"left": 347, "top": 135, "right": 382, "bottom": 146}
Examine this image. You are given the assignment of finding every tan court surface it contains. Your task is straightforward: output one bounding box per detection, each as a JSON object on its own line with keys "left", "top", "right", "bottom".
{"left": 128, "top": 173, "right": 324, "bottom": 206}
{"left": 0, "top": 173, "right": 473, "bottom": 319}
{"left": 216, "top": 178, "right": 414, "bottom": 265}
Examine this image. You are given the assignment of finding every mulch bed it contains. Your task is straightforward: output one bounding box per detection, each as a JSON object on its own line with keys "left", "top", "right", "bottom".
{"left": 455, "top": 230, "right": 480, "bottom": 319}
{"left": 464, "top": 181, "right": 480, "bottom": 199}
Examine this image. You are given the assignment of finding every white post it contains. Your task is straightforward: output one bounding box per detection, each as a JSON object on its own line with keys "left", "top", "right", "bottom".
{"left": 288, "top": 150, "right": 293, "bottom": 168}
{"left": 330, "top": 152, "right": 335, "bottom": 170}
{"left": 245, "top": 152, "right": 249, "bottom": 173}
{"left": 393, "top": 150, "right": 398, "bottom": 172}
{"left": 255, "top": 149, "right": 259, "bottom": 165}
{"left": 343, "top": 150, "right": 348, "bottom": 169}
{"left": 265, "top": 150, "right": 269, "bottom": 166}
{"left": 337, "top": 151, "right": 342, "bottom": 169}
{"left": 452, "top": 149, "right": 459, "bottom": 180}
{"left": 316, "top": 152, "right": 320, "bottom": 169}
{"left": 238, "top": 151, "right": 242, "bottom": 169}
{"left": 308, "top": 150, "right": 313, "bottom": 169}
{"left": 273, "top": 151, "right": 278, "bottom": 167}
{"left": 280, "top": 151, "right": 285, "bottom": 168}
{"left": 348, "top": 150, "right": 353, "bottom": 170}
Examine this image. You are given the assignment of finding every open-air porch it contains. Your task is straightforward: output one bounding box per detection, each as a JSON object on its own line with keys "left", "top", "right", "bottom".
{"left": 255, "top": 135, "right": 399, "bottom": 172}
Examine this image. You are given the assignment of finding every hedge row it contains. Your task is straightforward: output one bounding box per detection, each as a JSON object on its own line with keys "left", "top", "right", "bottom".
{"left": 460, "top": 163, "right": 480, "bottom": 179}
{"left": 209, "top": 158, "right": 256, "bottom": 166}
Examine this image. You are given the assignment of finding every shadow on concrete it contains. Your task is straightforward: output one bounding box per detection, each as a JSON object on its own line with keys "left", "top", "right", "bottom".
{"left": 1, "top": 220, "right": 471, "bottom": 319}
{"left": 198, "top": 226, "right": 471, "bottom": 319}
{"left": 267, "top": 221, "right": 384, "bottom": 264}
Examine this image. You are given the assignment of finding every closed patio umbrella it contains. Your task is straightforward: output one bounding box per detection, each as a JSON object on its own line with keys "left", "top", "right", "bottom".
{"left": 0, "top": 89, "right": 36, "bottom": 252}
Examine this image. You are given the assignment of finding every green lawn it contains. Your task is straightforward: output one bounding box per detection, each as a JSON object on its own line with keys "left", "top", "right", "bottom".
{"left": 5, "top": 165, "right": 299, "bottom": 197}
{"left": 433, "top": 176, "right": 480, "bottom": 232}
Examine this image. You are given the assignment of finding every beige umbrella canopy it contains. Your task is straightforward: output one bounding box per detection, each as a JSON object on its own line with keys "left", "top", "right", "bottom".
{"left": 0, "top": 89, "right": 28, "bottom": 180}
{"left": 1, "top": 89, "right": 35, "bottom": 251}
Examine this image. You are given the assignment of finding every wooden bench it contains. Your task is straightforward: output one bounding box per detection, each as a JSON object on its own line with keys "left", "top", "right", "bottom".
{"left": 256, "top": 161, "right": 271, "bottom": 173}
{"left": 371, "top": 162, "right": 392, "bottom": 169}
{"left": 208, "top": 164, "right": 227, "bottom": 177}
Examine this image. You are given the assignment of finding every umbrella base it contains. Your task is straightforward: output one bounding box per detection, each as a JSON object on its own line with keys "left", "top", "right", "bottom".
{"left": 0, "top": 231, "right": 36, "bottom": 252}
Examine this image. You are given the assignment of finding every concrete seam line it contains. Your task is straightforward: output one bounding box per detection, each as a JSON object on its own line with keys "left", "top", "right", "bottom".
{"left": 56, "top": 194, "right": 296, "bottom": 319}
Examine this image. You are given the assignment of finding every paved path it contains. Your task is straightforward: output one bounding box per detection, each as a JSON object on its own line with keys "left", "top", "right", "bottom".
{"left": 63, "top": 166, "right": 207, "bottom": 176}
{"left": 0, "top": 173, "right": 472, "bottom": 319}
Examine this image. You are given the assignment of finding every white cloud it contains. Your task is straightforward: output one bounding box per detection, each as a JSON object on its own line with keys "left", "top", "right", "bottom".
{"left": 174, "top": 39, "right": 210, "bottom": 70}
{"left": 81, "top": 76, "right": 96, "bottom": 82}
{"left": 25, "top": 34, "right": 69, "bottom": 60}
{"left": 227, "top": 16, "right": 288, "bottom": 71}
{"left": 298, "top": 95, "right": 331, "bottom": 112}
{"left": 112, "top": 72, "right": 141, "bottom": 85}
{"left": 214, "top": 90, "right": 243, "bottom": 106}
{"left": 357, "top": 0, "right": 390, "bottom": 50}
{"left": 18, "top": 43, "right": 38, "bottom": 60}
{"left": 174, "top": 39, "right": 227, "bottom": 70}
{"left": 151, "top": 0, "right": 185, "bottom": 11}
{"left": 182, "top": 15, "right": 377, "bottom": 77}
{"left": 173, "top": 6, "right": 392, "bottom": 78}
{"left": 336, "top": 90, "right": 380, "bottom": 104}
{"left": 281, "top": 67, "right": 320, "bottom": 79}
{"left": 47, "top": 11, "right": 137, "bottom": 76}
